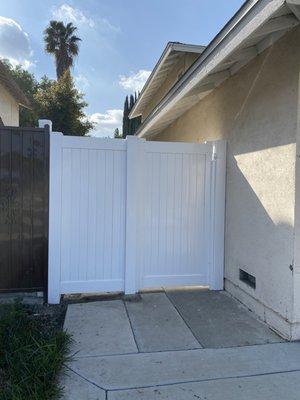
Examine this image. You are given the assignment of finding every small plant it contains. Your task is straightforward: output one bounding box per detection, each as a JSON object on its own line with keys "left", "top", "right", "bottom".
{"left": 0, "top": 302, "right": 71, "bottom": 400}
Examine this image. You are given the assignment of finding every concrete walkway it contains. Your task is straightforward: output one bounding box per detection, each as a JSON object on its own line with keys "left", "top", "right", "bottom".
{"left": 60, "top": 289, "right": 300, "bottom": 400}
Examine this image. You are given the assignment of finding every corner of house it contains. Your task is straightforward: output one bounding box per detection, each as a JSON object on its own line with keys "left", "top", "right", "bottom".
{"left": 291, "top": 52, "right": 300, "bottom": 338}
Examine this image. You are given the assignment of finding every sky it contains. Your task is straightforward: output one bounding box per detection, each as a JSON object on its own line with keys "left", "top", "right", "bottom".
{"left": 0, "top": 0, "right": 244, "bottom": 136}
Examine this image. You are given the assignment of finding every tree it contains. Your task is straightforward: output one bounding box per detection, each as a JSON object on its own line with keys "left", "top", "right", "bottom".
{"left": 122, "top": 96, "right": 129, "bottom": 138}
{"left": 35, "top": 70, "right": 93, "bottom": 136}
{"left": 122, "top": 93, "right": 141, "bottom": 137}
{"left": 44, "top": 21, "right": 81, "bottom": 80}
{"left": 3, "top": 62, "right": 93, "bottom": 135}
{"left": 129, "top": 94, "right": 135, "bottom": 135}
{"left": 114, "top": 128, "right": 122, "bottom": 138}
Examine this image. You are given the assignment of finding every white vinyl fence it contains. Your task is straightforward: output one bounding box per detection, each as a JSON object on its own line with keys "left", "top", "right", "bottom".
{"left": 48, "top": 134, "right": 226, "bottom": 303}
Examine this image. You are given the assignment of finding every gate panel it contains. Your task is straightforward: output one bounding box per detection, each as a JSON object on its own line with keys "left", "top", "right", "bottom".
{"left": 0, "top": 126, "right": 49, "bottom": 292}
{"left": 48, "top": 135, "right": 226, "bottom": 303}
{"left": 50, "top": 136, "right": 127, "bottom": 297}
{"left": 139, "top": 141, "right": 212, "bottom": 289}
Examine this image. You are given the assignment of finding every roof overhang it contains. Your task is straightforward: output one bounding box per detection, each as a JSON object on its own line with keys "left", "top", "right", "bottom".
{"left": 0, "top": 61, "right": 31, "bottom": 109}
{"left": 137, "top": 0, "right": 300, "bottom": 138}
{"left": 129, "top": 42, "right": 206, "bottom": 118}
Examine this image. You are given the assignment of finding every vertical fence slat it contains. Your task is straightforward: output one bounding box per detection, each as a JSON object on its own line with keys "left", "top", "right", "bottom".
{"left": 209, "top": 140, "right": 227, "bottom": 290}
{"left": 0, "top": 131, "right": 11, "bottom": 288}
{"left": 124, "top": 136, "right": 146, "bottom": 294}
{"left": 48, "top": 132, "right": 63, "bottom": 303}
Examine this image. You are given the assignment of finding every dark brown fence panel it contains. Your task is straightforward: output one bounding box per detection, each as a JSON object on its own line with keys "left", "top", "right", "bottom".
{"left": 0, "top": 126, "right": 49, "bottom": 292}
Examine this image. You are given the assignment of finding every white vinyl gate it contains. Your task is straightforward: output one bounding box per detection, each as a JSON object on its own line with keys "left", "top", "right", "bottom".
{"left": 48, "top": 134, "right": 226, "bottom": 303}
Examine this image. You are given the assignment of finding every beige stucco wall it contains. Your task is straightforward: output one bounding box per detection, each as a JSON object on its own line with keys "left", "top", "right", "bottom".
{"left": 143, "top": 52, "right": 199, "bottom": 121}
{"left": 151, "top": 27, "right": 300, "bottom": 338}
{"left": 0, "top": 82, "right": 19, "bottom": 126}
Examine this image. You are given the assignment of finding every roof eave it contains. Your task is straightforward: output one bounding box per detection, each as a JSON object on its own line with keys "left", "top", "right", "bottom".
{"left": 129, "top": 42, "right": 206, "bottom": 119}
{"left": 18, "top": 97, "right": 32, "bottom": 109}
{"left": 129, "top": 42, "right": 173, "bottom": 119}
{"left": 0, "top": 61, "right": 32, "bottom": 110}
{"left": 137, "top": 0, "right": 299, "bottom": 139}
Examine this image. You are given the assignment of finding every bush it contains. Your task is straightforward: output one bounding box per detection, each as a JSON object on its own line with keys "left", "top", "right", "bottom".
{"left": 0, "top": 303, "right": 71, "bottom": 400}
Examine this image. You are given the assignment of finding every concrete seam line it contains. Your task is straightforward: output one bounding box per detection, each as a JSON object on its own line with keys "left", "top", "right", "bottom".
{"left": 74, "top": 350, "right": 139, "bottom": 359}
{"left": 164, "top": 290, "right": 205, "bottom": 348}
{"left": 72, "top": 341, "right": 291, "bottom": 362}
{"left": 66, "top": 365, "right": 106, "bottom": 391}
{"left": 106, "top": 368, "right": 300, "bottom": 392}
{"left": 78, "top": 340, "right": 293, "bottom": 362}
{"left": 122, "top": 299, "right": 140, "bottom": 352}
{"left": 73, "top": 346, "right": 204, "bottom": 360}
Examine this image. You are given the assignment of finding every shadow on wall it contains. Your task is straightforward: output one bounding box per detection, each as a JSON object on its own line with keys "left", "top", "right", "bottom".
{"left": 206, "top": 28, "right": 298, "bottom": 321}
{"left": 216, "top": 27, "right": 299, "bottom": 156}
{"left": 151, "top": 27, "right": 300, "bottom": 323}
{"left": 225, "top": 150, "right": 294, "bottom": 321}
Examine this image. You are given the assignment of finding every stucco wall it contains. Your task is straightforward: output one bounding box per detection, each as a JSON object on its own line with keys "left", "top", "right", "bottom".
{"left": 0, "top": 82, "right": 19, "bottom": 126}
{"left": 151, "top": 27, "right": 300, "bottom": 337}
{"left": 143, "top": 53, "right": 199, "bottom": 121}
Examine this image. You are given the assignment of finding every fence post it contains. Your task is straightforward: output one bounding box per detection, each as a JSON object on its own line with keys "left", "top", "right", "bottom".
{"left": 48, "top": 131, "right": 63, "bottom": 304}
{"left": 38, "top": 119, "right": 52, "bottom": 133}
{"left": 209, "top": 140, "right": 227, "bottom": 290}
{"left": 125, "top": 136, "right": 145, "bottom": 294}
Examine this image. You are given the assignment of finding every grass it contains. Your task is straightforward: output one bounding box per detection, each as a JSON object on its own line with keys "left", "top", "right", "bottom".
{"left": 0, "top": 302, "right": 72, "bottom": 400}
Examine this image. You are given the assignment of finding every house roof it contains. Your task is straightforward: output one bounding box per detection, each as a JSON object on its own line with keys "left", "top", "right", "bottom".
{"left": 135, "top": 0, "right": 300, "bottom": 138}
{"left": 129, "top": 42, "right": 206, "bottom": 118}
{"left": 0, "top": 60, "right": 31, "bottom": 109}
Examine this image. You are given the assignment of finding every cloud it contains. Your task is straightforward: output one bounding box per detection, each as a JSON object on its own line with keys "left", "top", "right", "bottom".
{"left": 97, "top": 18, "right": 120, "bottom": 34}
{"left": 0, "top": 16, "right": 33, "bottom": 68}
{"left": 119, "top": 70, "right": 151, "bottom": 92}
{"left": 89, "top": 109, "right": 123, "bottom": 137}
{"left": 75, "top": 74, "right": 89, "bottom": 91}
{"left": 52, "top": 4, "right": 120, "bottom": 33}
{"left": 52, "top": 4, "right": 95, "bottom": 28}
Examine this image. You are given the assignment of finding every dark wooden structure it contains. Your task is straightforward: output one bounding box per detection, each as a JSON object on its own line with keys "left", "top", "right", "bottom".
{"left": 0, "top": 126, "right": 49, "bottom": 292}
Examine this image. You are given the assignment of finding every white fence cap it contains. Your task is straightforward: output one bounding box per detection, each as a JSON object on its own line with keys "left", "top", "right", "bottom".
{"left": 38, "top": 119, "right": 52, "bottom": 133}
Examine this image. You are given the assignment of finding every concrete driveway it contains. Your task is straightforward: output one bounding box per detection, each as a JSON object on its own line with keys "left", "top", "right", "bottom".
{"left": 60, "top": 289, "right": 300, "bottom": 399}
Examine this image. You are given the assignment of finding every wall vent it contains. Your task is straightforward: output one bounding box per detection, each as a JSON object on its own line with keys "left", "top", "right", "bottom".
{"left": 239, "top": 269, "right": 256, "bottom": 289}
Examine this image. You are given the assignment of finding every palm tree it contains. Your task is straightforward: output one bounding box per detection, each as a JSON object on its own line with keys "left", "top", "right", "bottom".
{"left": 44, "top": 21, "right": 81, "bottom": 80}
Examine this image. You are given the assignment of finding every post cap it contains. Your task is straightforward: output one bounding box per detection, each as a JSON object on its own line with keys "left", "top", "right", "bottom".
{"left": 38, "top": 119, "right": 52, "bottom": 133}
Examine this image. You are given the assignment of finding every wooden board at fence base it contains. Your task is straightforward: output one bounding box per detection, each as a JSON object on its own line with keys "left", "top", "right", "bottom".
{"left": 0, "top": 126, "right": 49, "bottom": 292}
